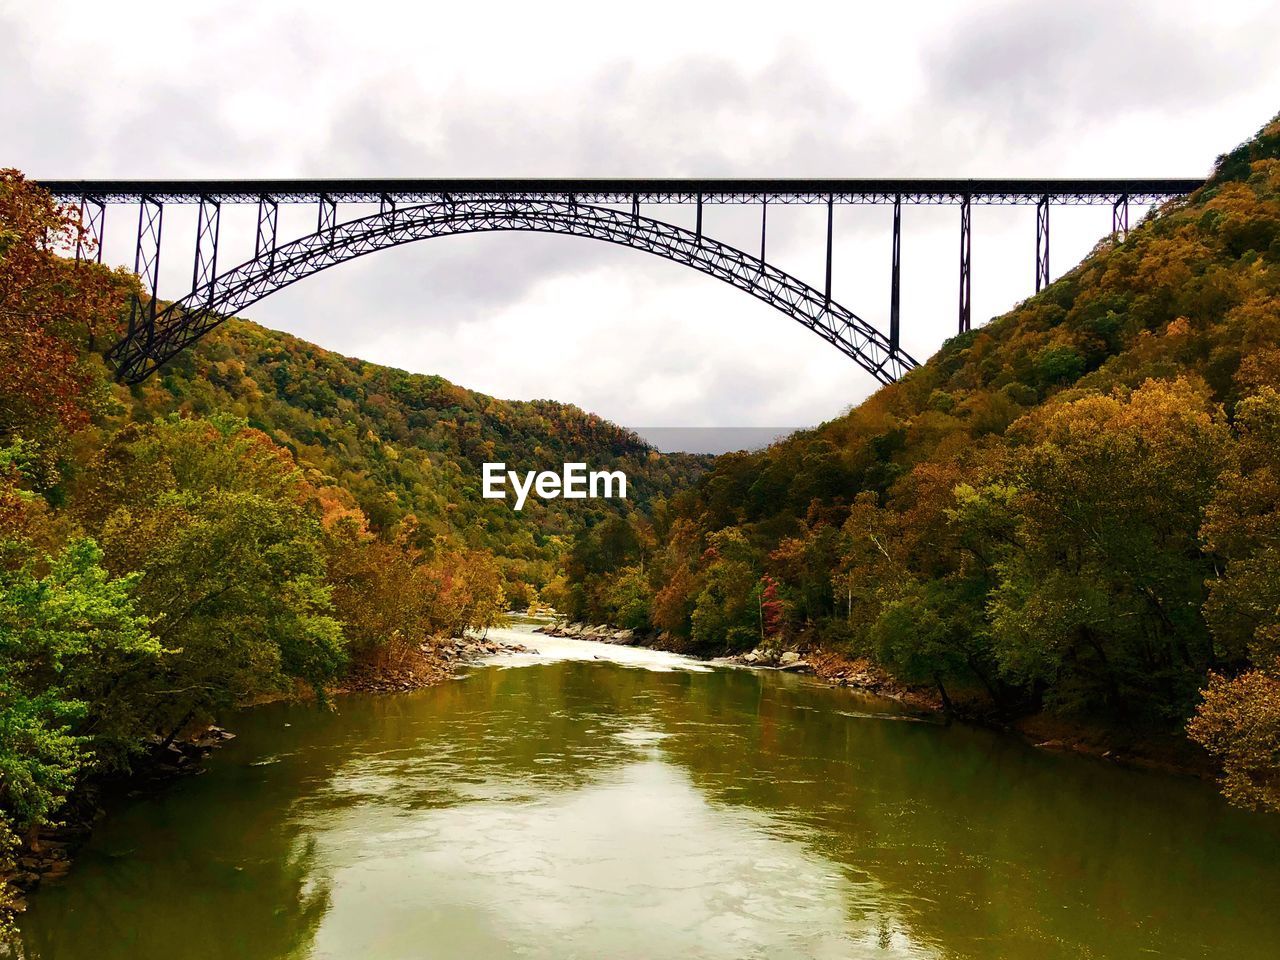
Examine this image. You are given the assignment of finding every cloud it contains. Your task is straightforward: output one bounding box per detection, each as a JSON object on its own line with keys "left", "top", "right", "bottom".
{"left": 926, "top": 0, "right": 1280, "bottom": 150}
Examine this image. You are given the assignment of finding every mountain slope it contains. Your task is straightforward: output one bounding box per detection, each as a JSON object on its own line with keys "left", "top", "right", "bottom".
{"left": 116, "top": 318, "right": 707, "bottom": 602}
{"left": 559, "top": 112, "right": 1280, "bottom": 804}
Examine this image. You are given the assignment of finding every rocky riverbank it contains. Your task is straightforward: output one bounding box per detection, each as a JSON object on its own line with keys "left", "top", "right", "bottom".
{"left": 535, "top": 621, "right": 642, "bottom": 645}
{"left": 340, "top": 634, "right": 530, "bottom": 694}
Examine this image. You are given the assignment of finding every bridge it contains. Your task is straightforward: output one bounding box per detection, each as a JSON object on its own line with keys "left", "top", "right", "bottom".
{"left": 40, "top": 177, "right": 1204, "bottom": 385}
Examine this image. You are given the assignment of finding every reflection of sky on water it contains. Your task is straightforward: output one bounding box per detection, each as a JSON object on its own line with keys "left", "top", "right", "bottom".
{"left": 20, "top": 624, "right": 1280, "bottom": 960}
{"left": 310, "top": 753, "right": 930, "bottom": 959}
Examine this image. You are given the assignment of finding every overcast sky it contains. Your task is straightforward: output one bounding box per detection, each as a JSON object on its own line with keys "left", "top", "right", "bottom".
{"left": 3, "top": 0, "right": 1278, "bottom": 441}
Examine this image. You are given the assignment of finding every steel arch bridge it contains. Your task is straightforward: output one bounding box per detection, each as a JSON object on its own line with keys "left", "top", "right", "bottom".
{"left": 40, "top": 177, "right": 1204, "bottom": 385}
{"left": 118, "top": 198, "right": 915, "bottom": 385}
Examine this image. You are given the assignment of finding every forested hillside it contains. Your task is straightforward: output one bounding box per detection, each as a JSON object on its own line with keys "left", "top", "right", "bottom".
{"left": 562, "top": 114, "right": 1280, "bottom": 811}
{"left": 0, "top": 170, "right": 702, "bottom": 929}
{"left": 122, "top": 319, "right": 705, "bottom": 605}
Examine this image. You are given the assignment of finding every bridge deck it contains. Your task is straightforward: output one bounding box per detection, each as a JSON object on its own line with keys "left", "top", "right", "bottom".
{"left": 39, "top": 177, "right": 1203, "bottom": 205}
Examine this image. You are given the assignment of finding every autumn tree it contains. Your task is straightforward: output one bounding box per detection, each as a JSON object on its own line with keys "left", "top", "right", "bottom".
{"left": 756, "top": 575, "right": 784, "bottom": 643}
{"left": 690, "top": 528, "right": 760, "bottom": 652}
{"left": 74, "top": 416, "right": 347, "bottom": 741}
{"left": 0, "top": 171, "right": 129, "bottom": 482}
{"left": 983, "top": 379, "right": 1227, "bottom": 721}
{"left": 1189, "top": 387, "right": 1280, "bottom": 811}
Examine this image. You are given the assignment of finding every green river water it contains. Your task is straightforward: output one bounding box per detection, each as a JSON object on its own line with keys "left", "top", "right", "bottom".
{"left": 15, "top": 624, "right": 1280, "bottom": 959}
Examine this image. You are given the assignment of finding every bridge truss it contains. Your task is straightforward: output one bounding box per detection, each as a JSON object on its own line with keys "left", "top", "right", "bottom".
{"left": 40, "top": 177, "right": 1203, "bottom": 385}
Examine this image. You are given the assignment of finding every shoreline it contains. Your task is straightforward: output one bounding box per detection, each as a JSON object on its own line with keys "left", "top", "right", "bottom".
{"left": 4, "top": 632, "right": 530, "bottom": 916}
{"left": 5, "top": 622, "right": 1222, "bottom": 920}
{"left": 534, "top": 621, "right": 1217, "bottom": 782}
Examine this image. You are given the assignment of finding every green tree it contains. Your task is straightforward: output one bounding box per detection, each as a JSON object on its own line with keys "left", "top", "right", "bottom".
{"left": 984, "top": 379, "right": 1227, "bottom": 721}
{"left": 690, "top": 529, "right": 759, "bottom": 652}
{"left": 0, "top": 539, "right": 157, "bottom": 827}
{"left": 605, "top": 565, "right": 652, "bottom": 630}
{"left": 76, "top": 417, "right": 347, "bottom": 740}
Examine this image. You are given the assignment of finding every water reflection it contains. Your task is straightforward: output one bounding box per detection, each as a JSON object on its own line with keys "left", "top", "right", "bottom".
{"left": 18, "top": 627, "right": 1280, "bottom": 960}
{"left": 308, "top": 759, "right": 922, "bottom": 959}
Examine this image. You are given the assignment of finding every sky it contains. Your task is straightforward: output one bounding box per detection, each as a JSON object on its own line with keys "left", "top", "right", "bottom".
{"left": 3, "top": 0, "right": 1279, "bottom": 445}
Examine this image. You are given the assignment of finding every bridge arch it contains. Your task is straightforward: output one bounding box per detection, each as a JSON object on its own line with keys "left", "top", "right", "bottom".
{"left": 106, "top": 198, "right": 918, "bottom": 384}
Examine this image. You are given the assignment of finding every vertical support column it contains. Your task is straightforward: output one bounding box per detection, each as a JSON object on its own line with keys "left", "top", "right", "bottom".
{"left": 631, "top": 193, "right": 640, "bottom": 225}
{"left": 1035, "top": 194, "right": 1050, "bottom": 293}
{"left": 695, "top": 192, "right": 703, "bottom": 242}
{"left": 255, "top": 195, "right": 279, "bottom": 269}
{"left": 318, "top": 194, "right": 337, "bottom": 234}
{"left": 759, "top": 196, "right": 767, "bottom": 264}
{"left": 1112, "top": 194, "right": 1129, "bottom": 241}
{"left": 958, "top": 194, "right": 972, "bottom": 334}
{"left": 192, "top": 195, "right": 221, "bottom": 296}
{"left": 76, "top": 196, "right": 106, "bottom": 264}
{"left": 890, "top": 194, "right": 902, "bottom": 353}
{"left": 131, "top": 195, "right": 163, "bottom": 338}
{"left": 379, "top": 193, "right": 396, "bottom": 216}
{"left": 824, "top": 194, "right": 834, "bottom": 306}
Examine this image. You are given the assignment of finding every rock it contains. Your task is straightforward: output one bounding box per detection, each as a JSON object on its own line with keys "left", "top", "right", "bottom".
{"left": 742, "top": 651, "right": 761, "bottom": 665}
{"left": 779, "top": 651, "right": 801, "bottom": 666}
{"left": 780, "top": 659, "right": 812, "bottom": 673}
{"left": 41, "top": 860, "right": 72, "bottom": 880}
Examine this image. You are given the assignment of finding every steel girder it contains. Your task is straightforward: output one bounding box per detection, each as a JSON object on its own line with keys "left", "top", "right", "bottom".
{"left": 41, "top": 177, "right": 1202, "bottom": 207}
{"left": 105, "top": 198, "right": 920, "bottom": 385}
{"left": 1035, "top": 195, "right": 1050, "bottom": 292}
{"left": 76, "top": 196, "right": 106, "bottom": 264}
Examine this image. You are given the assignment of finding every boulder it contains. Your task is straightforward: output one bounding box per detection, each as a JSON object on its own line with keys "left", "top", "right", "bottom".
{"left": 779, "top": 651, "right": 801, "bottom": 666}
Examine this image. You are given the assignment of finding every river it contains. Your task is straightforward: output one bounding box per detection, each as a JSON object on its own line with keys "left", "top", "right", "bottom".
{"left": 16, "top": 624, "right": 1280, "bottom": 959}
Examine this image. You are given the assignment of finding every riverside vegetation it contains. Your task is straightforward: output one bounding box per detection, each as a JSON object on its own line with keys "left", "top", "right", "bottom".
{"left": 552, "top": 114, "right": 1280, "bottom": 809}
{"left": 0, "top": 170, "right": 702, "bottom": 932}
{"left": 2, "top": 112, "right": 1280, "bottom": 937}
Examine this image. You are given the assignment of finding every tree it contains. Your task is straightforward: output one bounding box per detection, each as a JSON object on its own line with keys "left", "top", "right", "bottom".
{"left": 0, "top": 539, "right": 157, "bottom": 830}
{"left": 605, "top": 565, "right": 652, "bottom": 631}
{"left": 690, "top": 529, "right": 760, "bottom": 652}
{"left": 983, "top": 379, "right": 1228, "bottom": 721}
{"left": 75, "top": 416, "right": 347, "bottom": 740}
{"left": 1189, "top": 387, "right": 1280, "bottom": 810}
{"left": 1188, "top": 670, "right": 1280, "bottom": 813}
{"left": 417, "top": 544, "right": 507, "bottom": 638}
{"left": 756, "top": 575, "right": 784, "bottom": 643}
{"left": 1199, "top": 388, "right": 1280, "bottom": 663}
{"left": 0, "top": 171, "right": 129, "bottom": 477}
